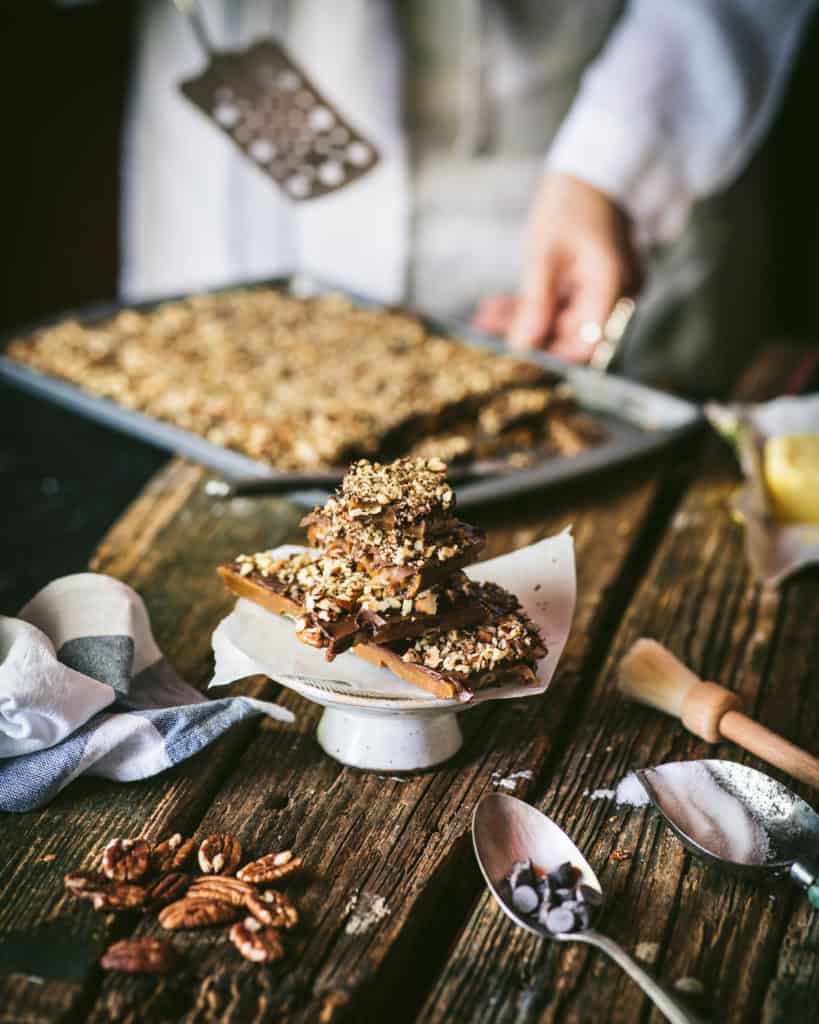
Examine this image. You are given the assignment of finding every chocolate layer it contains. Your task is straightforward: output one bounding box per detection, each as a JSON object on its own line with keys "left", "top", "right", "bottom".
{"left": 218, "top": 552, "right": 487, "bottom": 660}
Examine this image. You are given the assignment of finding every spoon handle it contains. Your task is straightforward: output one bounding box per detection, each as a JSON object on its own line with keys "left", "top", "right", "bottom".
{"left": 577, "top": 930, "right": 706, "bottom": 1024}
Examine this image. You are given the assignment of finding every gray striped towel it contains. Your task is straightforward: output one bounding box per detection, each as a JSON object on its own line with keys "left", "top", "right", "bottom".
{"left": 0, "top": 573, "right": 293, "bottom": 812}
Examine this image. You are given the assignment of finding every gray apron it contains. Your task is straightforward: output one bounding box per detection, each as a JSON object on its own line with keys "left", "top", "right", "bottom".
{"left": 402, "top": 0, "right": 771, "bottom": 397}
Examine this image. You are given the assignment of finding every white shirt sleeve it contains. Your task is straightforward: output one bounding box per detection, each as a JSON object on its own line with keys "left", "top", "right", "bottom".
{"left": 545, "top": 0, "right": 815, "bottom": 246}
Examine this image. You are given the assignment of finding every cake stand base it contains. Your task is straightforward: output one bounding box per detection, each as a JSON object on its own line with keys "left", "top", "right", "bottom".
{"left": 316, "top": 705, "right": 463, "bottom": 771}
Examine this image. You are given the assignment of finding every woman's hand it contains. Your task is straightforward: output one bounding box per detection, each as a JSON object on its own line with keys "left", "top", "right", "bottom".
{"left": 473, "top": 172, "right": 640, "bottom": 362}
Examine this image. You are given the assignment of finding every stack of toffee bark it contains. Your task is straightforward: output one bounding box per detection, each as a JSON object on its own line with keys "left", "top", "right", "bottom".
{"left": 219, "top": 457, "right": 546, "bottom": 699}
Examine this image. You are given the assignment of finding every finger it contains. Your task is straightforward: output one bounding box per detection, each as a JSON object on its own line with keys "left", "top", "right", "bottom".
{"left": 551, "top": 257, "right": 624, "bottom": 362}
{"left": 472, "top": 294, "right": 519, "bottom": 335}
{"left": 508, "top": 253, "right": 561, "bottom": 351}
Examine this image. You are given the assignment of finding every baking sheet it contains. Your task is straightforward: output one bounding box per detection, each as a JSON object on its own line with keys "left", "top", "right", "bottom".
{"left": 0, "top": 275, "right": 702, "bottom": 508}
{"left": 209, "top": 532, "right": 575, "bottom": 711}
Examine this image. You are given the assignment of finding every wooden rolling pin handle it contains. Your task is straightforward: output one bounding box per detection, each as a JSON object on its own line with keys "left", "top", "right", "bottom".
{"left": 719, "top": 711, "right": 819, "bottom": 789}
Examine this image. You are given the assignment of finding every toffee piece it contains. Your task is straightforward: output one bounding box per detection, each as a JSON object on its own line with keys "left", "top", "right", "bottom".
{"left": 219, "top": 550, "right": 487, "bottom": 660}
{"left": 302, "top": 457, "right": 486, "bottom": 592}
{"left": 219, "top": 457, "right": 547, "bottom": 700}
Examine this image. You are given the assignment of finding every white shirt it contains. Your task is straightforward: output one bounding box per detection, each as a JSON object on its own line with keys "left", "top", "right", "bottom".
{"left": 547, "top": 0, "right": 815, "bottom": 246}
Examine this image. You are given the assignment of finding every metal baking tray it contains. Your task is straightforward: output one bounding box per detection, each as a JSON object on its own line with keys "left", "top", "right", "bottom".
{"left": 0, "top": 275, "right": 702, "bottom": 508}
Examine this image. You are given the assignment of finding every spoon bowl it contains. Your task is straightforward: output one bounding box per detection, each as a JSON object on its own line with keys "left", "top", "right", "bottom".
{"left": 636, "top": 759, "right": 819, "bottom": 873}
{"left": 472, "top": 792, "right": 705, "bottom": 1024}
{"left": 472, "top": 792, "right": 601, "bottom": 938}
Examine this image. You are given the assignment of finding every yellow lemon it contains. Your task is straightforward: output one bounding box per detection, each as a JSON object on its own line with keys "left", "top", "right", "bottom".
{"left": 763, "top": 433, "right": 819, "bottom": 523}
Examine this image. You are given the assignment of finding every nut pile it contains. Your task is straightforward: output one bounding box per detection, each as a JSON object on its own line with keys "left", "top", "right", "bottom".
{"left": 503, "top": 858, "right": 603, "bottom": 934}
{"left": 63, "top": 831, "right": 304, "bottom": 973}
{"left": 7, "top": 288, "right": 564, "bottom": 471}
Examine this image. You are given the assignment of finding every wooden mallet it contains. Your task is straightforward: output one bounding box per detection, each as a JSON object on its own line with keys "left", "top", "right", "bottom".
{"left": 618, "top": 638, "right": 819, "bottom": 789}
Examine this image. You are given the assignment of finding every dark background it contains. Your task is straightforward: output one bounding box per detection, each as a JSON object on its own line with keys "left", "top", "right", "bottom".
{"left": 1, "top": 2, "right": 819, "bottom": 614}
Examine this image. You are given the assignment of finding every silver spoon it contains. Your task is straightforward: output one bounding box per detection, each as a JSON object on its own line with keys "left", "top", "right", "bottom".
{"left": 473, "top": 793, "right": 705, "bottom": 1024}
{"left": 636, "top": 760, "right": 819, "bottom": 906}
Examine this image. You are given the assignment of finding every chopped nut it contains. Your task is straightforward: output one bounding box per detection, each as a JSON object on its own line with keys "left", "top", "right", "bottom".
{"left": 153, "top": 834, "right": 195, "bottom": 874}
{"left": 102, "top": 838, "right": 151, "bottom": 882}
{"left": 237, "top": 851, "right": 303, "bottom": 885}
{"left": 229, "top": 918, "right": 285, "bottom": 963}
{"left": 101, "top": 937, "right": 177, "bottom": 974}
{"left": 198, "top": 833, "right": 242, "bottom": 876}
{"left": 64, "top": 871, "right": 146, "bottom": 911}
{"left": 187, "top": 875, "right": 254, "bottom": 907}
{"left": 158, "top": 897, "right": 240, "bottom": 930}
{"left": 145, "top": 872, "right": 190, "bottom": 909}
{"left": 245, "top": 888, "right": 299, "bottom": 930}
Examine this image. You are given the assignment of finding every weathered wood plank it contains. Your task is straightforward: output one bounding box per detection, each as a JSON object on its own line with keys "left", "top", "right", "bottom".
{"left": 76, "top": 459, "right": 676, "bottom": 1024}
{"left": 0, "top": 462, "right": 303, "bottom": 1024}
{"left": 418, "top": 345, "right": 817, "bottom": 1024}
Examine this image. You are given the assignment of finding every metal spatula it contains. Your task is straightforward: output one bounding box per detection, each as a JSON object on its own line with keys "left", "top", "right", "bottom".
{"left": 636, "top": 760, "right": 819, "bottom": 908}
{"left": 172, "top": 0, "right": 379, "bottom": 201}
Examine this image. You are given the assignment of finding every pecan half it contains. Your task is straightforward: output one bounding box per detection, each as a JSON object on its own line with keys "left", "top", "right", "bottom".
{"left": 237, "top": 851, "right": 303, "bottom": 885}
{"left": 153, "top": 834, "right": 195, "bottom": 874}
{"left": 146, "top": 872, "right": 190, "bottom": 909}
{"left": 64, "top": 871, "right": 146, "bottom": 911}
{"left": 245, "top": 888, "right": 298, "bottom": 930}
{"left": 198, "top": 833, "right": 242, "bottom": 876}
{"left": 229, "top": 918, "right": 285, "bottom": 963}
{"left": 64, "top": 870, "right": 107, "bottom": 896}
{"left": 100, "top": 937, "right": 177, "bottom": 974}
{"left": 102, "top": 838, "right": 151, "bottom": 882}
{"left": 187, "top": 876, "right": 254, "bottom": 907}
{"left": 158, "top": 897, "right": 240, "bottom": 930}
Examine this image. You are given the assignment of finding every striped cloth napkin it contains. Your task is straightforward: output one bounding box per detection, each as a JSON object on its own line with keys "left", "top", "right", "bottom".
{"left": 0, "top": 574, "right": 293, "bottom": 812}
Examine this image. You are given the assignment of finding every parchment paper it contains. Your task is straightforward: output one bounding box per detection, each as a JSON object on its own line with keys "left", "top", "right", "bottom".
{"left": 707, "top": 396, "right": 819, "bottom": 587}
{"left": 209, "top": 531, "right": 575, "bottom": 708}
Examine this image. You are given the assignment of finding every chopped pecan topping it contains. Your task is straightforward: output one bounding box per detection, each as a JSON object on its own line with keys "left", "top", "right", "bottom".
{"left": 158, "top": 897, "right": 240, "bottom": 930}
{"left": 229, "top": 918, "right": 285, "bottom": 963}
{"left": 330, "top": 457, "right": 454, "bottom": 523}
{"left": 198, "top": 833, "right": 242, "bottom": 875}
{"left": 101, "top": 838, "right": 151, "bottom": 882}
{"left": 231, "top": 549, "right": 474, "bottom": 626}
{"left": 100, "top": 937, "right": 177, "bottom": 974}
{"left": 237, "top": 851, "right": 303, "bottom": 885}
{"left": 400, "top": 582, "right": 546, "bottom": 680}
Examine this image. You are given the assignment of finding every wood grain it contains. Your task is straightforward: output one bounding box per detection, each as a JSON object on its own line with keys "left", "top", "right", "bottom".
{"left": 74, "top": 462, "right": 669, "bottom": 1024}
{"left": 2, "top": 344, "right": 813, "bottom": 1024}
{"left": 0, "top": 461, "right": 302, "bottom": 1024}
{"left": 418, "top": 345, "right": 817, "bottom": 1024}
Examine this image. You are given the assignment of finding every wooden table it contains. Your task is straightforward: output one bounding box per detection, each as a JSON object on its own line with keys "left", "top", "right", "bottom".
{"left": 2, "top": 347, "right": 818, "bottom": 1024}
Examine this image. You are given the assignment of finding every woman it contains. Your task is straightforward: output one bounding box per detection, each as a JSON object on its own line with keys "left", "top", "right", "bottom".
{"left": 123, "top": 0, "right": 815, "bottom": 395}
